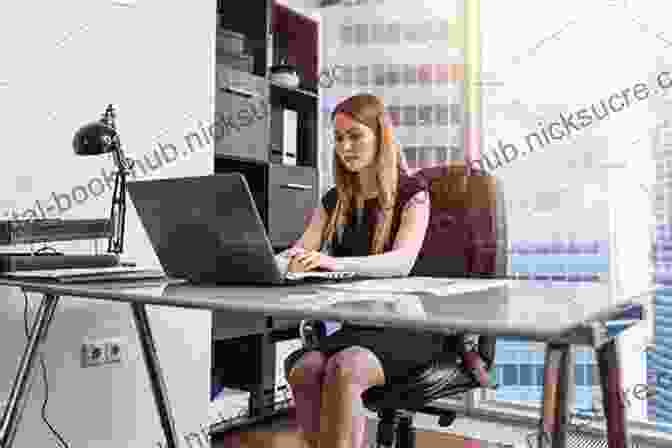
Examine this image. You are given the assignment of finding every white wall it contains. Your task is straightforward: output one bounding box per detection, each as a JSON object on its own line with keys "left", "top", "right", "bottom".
{"left": 0, "top": 1, "right": 215, "bottom": 446}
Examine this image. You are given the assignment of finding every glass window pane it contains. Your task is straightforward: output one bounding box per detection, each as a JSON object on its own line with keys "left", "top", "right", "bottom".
{"left": 586, "top": 363, "right": 595, "bottom": 386}
{"left": 387, "top": 22, "right": 401, "bottom": 44}
{"left": 418, "top": 105, "right": 433, "bottom": 126}
{"left": 403, "top": 105, "right": 417, "bottom": 127}
{"left": 502, "top": 365, "right": 517, "bottom": 386}
{"left": 520, "top": 364, "right": 533, "bottom": 386}
{"left": 419, "top": 20, "right": 434, "bottom": 43}
{"left": 340, "top": 24, "right": 354, "bottom": 46}
{"left": 449, "top": 103, "right": 461, "bottom": 125}
{"left": 402, "top": 22, "right": 418, "bottom": 43}
{"left": 386, "top": 105, "right": 401, "bottom": 127}
{"left": 373, "top": 64, "right": 386, "bottom": 86}
{"left": 372, "top": 22, "right": 386, "bottom": 44}
{"left": 404, "top": 147, "right": 417, "bottom": 169}
{"left": 535, "top": 365, "right": 544, "bottom": 386}
{"left": 575, "top": 364, "right": 585, "bottom": 387}
{"left": 340, "top": 65, "right": 353, "bottom": 87}
{"left": 404, "top": 64, "right": 417, "bottom": 85}
{"left": 418, "top": 64, "right": 433, "bottom": 85}
{"left": 354, "top": 23, "right": 368, "bottom": 45}
{"left": 387, "top": 64, "right": 401, "bottom": 86}
{"left": 356, "top": 65, "right": 369, "bottom": 86}
{"left": 435, "top": 104, "right": 450, "bottom": 126}
{"left": 436, "top": 19, "right": 450, "bottom": 41}
{"left": 435, "top": 63, "right": 452, "bottom": 84}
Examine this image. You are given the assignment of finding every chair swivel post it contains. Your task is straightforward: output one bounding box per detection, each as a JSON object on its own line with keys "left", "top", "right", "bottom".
{"left": 376, "top": 409, "right": 401, "bottom": 447}
{"left": 395, "top": 413, "right": 416, "bottom": 448}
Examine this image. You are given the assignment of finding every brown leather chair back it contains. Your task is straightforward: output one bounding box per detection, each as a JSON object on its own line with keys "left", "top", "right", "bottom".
{"left": 412, "top": 161, "right": 508, "bottom": 278}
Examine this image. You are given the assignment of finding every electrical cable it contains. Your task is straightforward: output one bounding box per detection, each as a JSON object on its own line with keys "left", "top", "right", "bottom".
{"left": 22, "top": 291, "right": 71, "bottom": 448}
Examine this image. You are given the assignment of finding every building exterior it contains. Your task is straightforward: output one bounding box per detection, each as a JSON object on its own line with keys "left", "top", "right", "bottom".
{"left": 649, "top": 124, "right": 672, "bottom": 425}
{"left": 317, "top": 0, "right": 660, "bottom": 427}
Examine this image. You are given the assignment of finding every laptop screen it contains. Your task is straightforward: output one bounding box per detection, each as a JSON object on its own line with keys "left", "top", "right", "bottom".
{"left": 127, "top": 174, "right": 283, "bottom": 284}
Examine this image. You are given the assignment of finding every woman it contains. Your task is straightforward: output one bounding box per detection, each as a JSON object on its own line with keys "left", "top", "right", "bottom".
{"left": 275, "top": 94, "right": 446, "bottom": 448}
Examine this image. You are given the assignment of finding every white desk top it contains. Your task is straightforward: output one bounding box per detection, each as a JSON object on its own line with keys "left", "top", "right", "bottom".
{"left": 0, "top": 277, "right": 653, "bottom": 344}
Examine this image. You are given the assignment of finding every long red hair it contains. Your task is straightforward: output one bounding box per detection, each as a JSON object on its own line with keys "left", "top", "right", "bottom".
{"left": 322, "top": 94, "right": 404, "bottom": 255}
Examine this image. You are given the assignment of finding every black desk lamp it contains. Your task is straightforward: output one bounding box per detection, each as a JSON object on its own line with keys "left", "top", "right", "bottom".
{"left": 72, "top": 105, "right": 134, "bottom": 254}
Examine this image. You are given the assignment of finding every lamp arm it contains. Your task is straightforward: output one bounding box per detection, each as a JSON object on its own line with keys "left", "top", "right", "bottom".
{"left": 108, "top": 134, "right": 132, "bottom": 255}
{"left": 108, "top": 166, "right": 127, "bottom": 254}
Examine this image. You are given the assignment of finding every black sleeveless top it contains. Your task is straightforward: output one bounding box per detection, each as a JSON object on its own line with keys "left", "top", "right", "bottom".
{"left": 320, "top": 173, "right": 429, "bottom": 256}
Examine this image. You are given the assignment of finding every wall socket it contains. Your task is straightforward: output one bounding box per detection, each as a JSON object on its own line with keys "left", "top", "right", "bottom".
{"left": 82, "top": 338, "right": 124, "bottom": 368}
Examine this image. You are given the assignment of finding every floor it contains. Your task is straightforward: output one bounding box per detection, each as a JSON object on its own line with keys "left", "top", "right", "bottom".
{"left": 211, "top": 409, "right": 489, "bottom": 448}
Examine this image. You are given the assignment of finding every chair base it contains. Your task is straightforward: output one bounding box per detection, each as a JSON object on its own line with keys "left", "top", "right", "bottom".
{"left": 375, "top": 408, "right": 457, "bottom": 448}
{"left": 376, "top": 409, "right": 414, "bottom": 448}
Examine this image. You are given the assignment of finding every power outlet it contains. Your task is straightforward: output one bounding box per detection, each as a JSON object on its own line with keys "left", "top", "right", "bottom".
{"left": 81, "top": 338, "right": 125, "bottom": 367}
{"left": 105, "top": 339, "right": 124, "bottom": 364}
{"left": 82, "top": 342, "right": 106, "bottom": 368}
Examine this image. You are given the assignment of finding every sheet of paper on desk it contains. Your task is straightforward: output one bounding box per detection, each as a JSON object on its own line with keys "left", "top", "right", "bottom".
{"left": 279, "top": 290, "right": 404, "bottom": 310}
{"left": 320, "top": 277, "right": 514, "bottom": 296}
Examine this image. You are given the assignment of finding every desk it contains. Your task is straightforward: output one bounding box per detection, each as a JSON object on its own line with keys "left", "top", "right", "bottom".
{"left": 0, "top": 277, "right": 652, "bottom": 448}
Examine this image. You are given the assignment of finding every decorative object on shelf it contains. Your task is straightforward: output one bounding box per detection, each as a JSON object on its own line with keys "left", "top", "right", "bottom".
{"left": 218, "top": 52, "right": 254, "bottom": 73}
{"left": 217, "top": 27, "right": 246, "bottom": 55}
{"left": 72, "top": 104, "right": 133, "bottom": 254}
{"left": 270, "top": 58, "right": 301, "bottom": 89}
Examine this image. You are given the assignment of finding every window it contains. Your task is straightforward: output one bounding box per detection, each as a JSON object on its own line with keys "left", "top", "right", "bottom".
{"left": 575, "top": 365, "right": 585, "bottom": 387}
{"left": 519, "top": 364, "right": 534, "bottom": 386}
{"left": 317, "top": 0, "right": 670, "bottom": 442}
{"left": 475, "top": 0, "right": 661, "bottom": 436}
{"left": 502, "top": 365, "right": 517, "bottom": 386}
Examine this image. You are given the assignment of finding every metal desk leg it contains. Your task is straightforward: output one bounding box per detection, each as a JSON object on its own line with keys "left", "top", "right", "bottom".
{"left": 595, "top": 338, "right": 631, "bottom": 448}
{"left": 0, "top": 293, "right": 60, "bottom": 448}
{"left": 537, "top": 343, "right": 575, "bottom": 447}
{"left": 130, "top": 303, "right": 180, "bottom": 448}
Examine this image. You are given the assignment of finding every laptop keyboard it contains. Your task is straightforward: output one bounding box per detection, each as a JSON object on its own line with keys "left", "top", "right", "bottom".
{"left": 285, "top": 271, "right": 357, "bottom": 282}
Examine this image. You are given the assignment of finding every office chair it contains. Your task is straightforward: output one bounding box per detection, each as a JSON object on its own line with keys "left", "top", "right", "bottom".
{"left": 289, "top": 161, "right": 508, "bottom": 447}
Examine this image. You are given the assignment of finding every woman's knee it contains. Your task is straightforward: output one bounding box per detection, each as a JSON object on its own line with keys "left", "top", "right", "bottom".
{"left": 286, "top": 350, "right": 328, "bottom": 385}
{"left": 325, "top": 346, "right": 385, "bottom": 386}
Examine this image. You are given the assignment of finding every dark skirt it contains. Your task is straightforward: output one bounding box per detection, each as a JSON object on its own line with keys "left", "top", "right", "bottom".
{"left": 284, "top": 323, "right": 447, "bottom": 383}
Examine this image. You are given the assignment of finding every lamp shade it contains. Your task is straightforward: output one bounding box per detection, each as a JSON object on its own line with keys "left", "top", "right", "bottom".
{"left": 72, "top": 121, "right": 118, "bottom": 156}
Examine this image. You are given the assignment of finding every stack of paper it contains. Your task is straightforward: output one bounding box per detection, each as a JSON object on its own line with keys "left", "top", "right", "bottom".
{"left": 319, "top": 277, "right": 513, "bottom": 296}
{"left": 2, "top": 266, "right": 166, "bottom": 283}
{"left": 279, "top": 290, "right": 405, "bottom": 310}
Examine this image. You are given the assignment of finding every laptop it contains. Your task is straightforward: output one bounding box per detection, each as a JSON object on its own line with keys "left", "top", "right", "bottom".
{"left": 126, "top": 173, "right": 357, "bottom": 285}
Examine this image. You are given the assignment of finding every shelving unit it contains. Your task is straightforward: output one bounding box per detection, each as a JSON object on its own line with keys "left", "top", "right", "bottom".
{"left": 215, "top": 0, "right": 320, "bottom": 251}
{"left": 212, "top": 0, "right": 320, "bottom": 436}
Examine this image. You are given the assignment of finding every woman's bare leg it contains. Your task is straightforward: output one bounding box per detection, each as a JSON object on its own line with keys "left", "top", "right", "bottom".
{"left": 287, "top": 351, "right": 329, "bottom": 448}
{"left": 319, "top": 347, "right": 386, "bottom": 448}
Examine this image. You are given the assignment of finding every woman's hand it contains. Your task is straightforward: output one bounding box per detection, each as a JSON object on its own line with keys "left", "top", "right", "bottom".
{"left": 289, "top": 250, "right": 338, "bottom": 272}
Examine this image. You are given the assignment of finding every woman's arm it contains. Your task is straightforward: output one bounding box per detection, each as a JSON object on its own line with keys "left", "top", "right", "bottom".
{"left": 274, "top": 204, "right": 329, "bottom": 274}
{"left": 331, "top": 190, "right": 431, "bottom": 277}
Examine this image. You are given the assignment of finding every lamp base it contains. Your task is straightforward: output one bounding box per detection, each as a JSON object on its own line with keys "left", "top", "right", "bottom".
{"left": 0, "top": 253, "right": 119, "bottom": 272}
